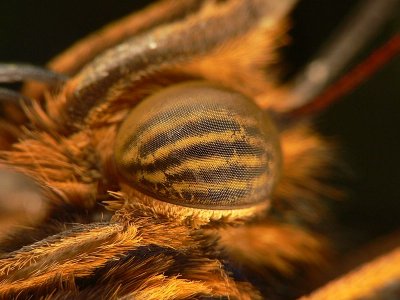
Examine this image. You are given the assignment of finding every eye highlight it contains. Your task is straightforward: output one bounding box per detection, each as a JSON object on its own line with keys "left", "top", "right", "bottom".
{"left": 115, "top": 82, "right": 281, "bottom": 209}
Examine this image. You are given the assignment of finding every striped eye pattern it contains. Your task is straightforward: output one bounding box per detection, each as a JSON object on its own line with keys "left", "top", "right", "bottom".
{"left": 114, "top": 82, "right": 281, "bottom": 209}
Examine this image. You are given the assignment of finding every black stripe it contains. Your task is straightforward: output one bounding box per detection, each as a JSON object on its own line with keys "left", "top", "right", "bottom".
{"left": 139, "top": 117, "right": 263, "bottom": 157}
{"left": 137, "top": 177, "right": 251, "bottom": 206}
{"left": 179, "top": 188, "right": 250, "bottom": 205}
{"left": 161, "top": 164, "right": 266, "bottom": 184}
{"left": 120, "top": 102, "right": 213, "bottom": 153}
{"left": 129, "top": 140, "right": 265, "bottom": 173}
{"left": 178, "top": 184, "right": 270, "bottom": 207}
{"left": 126, "top": 102, "right": 207, "bottom": 147}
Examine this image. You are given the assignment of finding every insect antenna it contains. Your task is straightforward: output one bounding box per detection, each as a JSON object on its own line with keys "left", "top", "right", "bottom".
{"left": 60, "top": 0, "right": 296, "bottom": 131}
{"left": 0, "top": 88, "right": 30, "bottom": 104}
{"left": 48, "top": 0, "right": 211, "bottom": 76}
{"left": 291, "top": 32, "right": 400, "bottom": 116}
{"left": 0, "top": 63, "right": 67, "bottom": 85}
{"left": 0, "top": 63, "right": 67, "bottom": 103}
{"left": 281, "top": 0, "right": 399, "bottom": 114}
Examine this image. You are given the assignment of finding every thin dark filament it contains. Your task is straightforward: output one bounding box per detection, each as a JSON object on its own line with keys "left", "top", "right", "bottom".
{"left": 0, "top": 63, "right": 68, "bottom": 84}
{"left": 290, "top": 33, "right": 400, "bottom": 116}
{"left": 285, "top": 0, "right": 399, "bottom": 111}
{"left": 0, "top": 87, "right": 30, "bottom": 104}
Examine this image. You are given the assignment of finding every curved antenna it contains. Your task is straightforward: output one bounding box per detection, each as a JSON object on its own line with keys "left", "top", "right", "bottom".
{"left": 291, "top": 33, "right": 400, "bottom": 116}
{"left": 48, "top": 0, "right": 209, "bottom": 75}
{"left": 0, "top": 63, "right": 68, "bottom": 104}
{"left": 0, "top": 63, "right": 68, "bottom": 84}
{"left": 65, "top": 0, "right": 296, "bottom": 128}
{"left": 283, "top": 0, "right": 400, "bottom": 112}
{"left": 0, "top": 87, "right": 30, "bottom": 104}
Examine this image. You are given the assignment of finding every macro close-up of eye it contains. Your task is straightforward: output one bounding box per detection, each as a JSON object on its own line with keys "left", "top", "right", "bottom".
{"left": 0, "top": 0, "right": 399, "bottom": 299}
{"left": 114, "top": 82, "right": 281, "bottom": 210}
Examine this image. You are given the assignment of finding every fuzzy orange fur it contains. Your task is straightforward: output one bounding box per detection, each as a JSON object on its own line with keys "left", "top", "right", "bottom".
{"left": 1, "top": 0, "right": 398, "bottom": 299}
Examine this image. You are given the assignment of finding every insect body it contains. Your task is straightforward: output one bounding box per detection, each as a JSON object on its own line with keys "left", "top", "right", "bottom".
{"left": 0, "top": 0, "right": 399, "bottom": 299}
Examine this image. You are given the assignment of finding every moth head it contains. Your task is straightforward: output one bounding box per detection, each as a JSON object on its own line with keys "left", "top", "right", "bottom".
{"left": 0, "top": 0, "right": 294, "bottom": 227}
{"left": 114, "top": 81, "right": 282, "bottom": 223}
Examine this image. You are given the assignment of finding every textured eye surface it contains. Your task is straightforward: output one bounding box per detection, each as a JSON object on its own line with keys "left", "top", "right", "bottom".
{"left": 115, "top": 82, "right": 281, "bottom": 209}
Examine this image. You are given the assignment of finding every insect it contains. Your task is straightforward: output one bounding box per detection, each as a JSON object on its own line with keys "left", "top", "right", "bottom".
{"left": 0, "top": 0, "right": 399, "bottom": 299}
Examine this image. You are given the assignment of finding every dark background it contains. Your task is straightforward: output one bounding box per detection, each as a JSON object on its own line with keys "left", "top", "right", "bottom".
{"left": 0, "top": 0, "right": 399, "bottom": 249}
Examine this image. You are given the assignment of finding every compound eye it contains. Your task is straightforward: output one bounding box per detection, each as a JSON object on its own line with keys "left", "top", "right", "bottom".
{"left": 114, "top": 82, "right": 281, "bottom": 209}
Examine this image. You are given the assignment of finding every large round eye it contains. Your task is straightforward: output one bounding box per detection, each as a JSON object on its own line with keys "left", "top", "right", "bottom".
{"left": 114, "top": 82, "right": 281, "bottom": 209}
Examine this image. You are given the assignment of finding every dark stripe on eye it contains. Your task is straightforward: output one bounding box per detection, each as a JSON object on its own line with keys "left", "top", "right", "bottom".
{"left": 121, "top": 101, "right": 261, "bottom": 154}
{"left": 161, "top": 164, "right": 267, "bottom": 183}
{"left": 166, "top": 139, "right": 264, "bottom": 159}
{"left": 138, "top": 117, "right": 262, "bottom": 157}
{"left": 128, "top": 140, "right": 265, "bottom": 173}
{"left": 120, "top": 104, "right": 200, "bottom": 153}
{"left": 137, "top": 177, "right": 251, "bottom": 207}
{"left": 179, "top": 188, "right": 250, "bottom": 206}
{"left": 128, "top": 102, "right": 214, "bottom": 145}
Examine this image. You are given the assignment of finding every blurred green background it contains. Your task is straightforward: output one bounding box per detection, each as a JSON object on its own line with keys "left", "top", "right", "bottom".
{"left": 0, "top": 0, "right": 399, "bottom": 249}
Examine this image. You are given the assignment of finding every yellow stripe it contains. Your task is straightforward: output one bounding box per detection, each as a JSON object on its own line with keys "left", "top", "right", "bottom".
{"left": 164, "top": 172, "right": 270, "bottom": 199}
{"left": 136, "top": 108, "right": 259, "bottom": 146}
{"left": 140, "top": 154, "right": 265, "bottom": 182}
{"left": 168, "top": 180, "right": 251, "bottom": 193}
{"left": 123, "top": 131, "right": 264, "bottom": 166}
{"left": 142, "top": 171, "right": 269, "bottom": 194}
